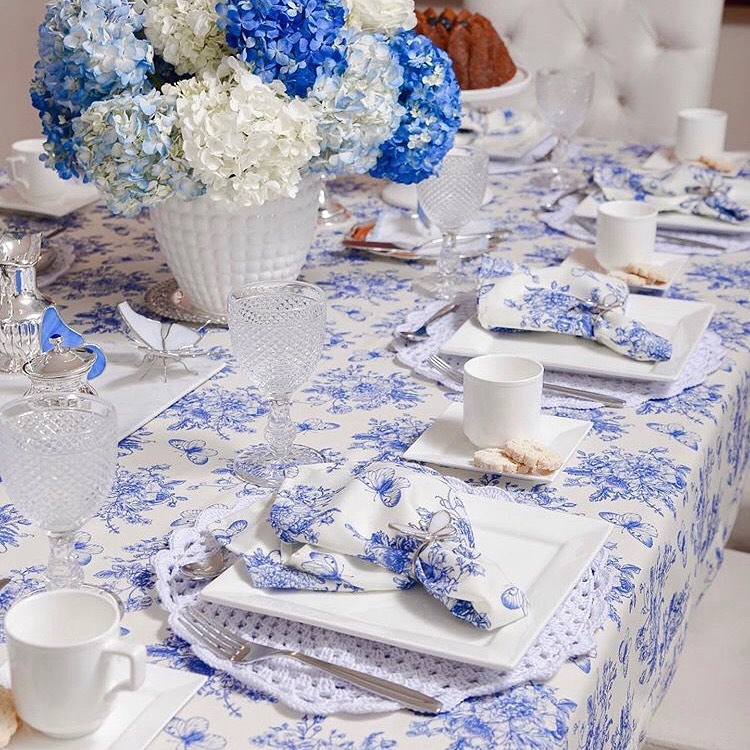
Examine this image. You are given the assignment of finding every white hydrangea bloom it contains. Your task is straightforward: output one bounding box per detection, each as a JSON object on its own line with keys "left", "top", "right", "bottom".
{"left": 308, "top": 32, "right": 404, "bottom": 175}
{"left": 137, "top": 0, "right": 227, "bottom": 75}
{"left": 345, "top": 0, "right": 416, "bottom": 33}
{"left": 170, "top": 57, "right": 320, "bottom": 205}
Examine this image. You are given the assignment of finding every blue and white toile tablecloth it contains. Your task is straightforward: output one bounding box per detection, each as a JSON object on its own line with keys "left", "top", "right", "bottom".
{"left": 0, "top": 140, "right": 748, "bottom": 749}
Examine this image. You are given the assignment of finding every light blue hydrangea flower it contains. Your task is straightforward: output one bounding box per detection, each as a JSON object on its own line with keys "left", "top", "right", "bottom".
{"left": 369, "top": 30, "right": 461, "bottom": 184}
{"left": 72, "top": 89, "right": 203, "bottom": 217}
{"left": 308, "top": 32, "right": 404, "bottom": 175}
{"left": 216, "top": 0, "right": 349, "bottom": 98}
{"left": 31, "top": 0, "right": 153, "bottom": 179}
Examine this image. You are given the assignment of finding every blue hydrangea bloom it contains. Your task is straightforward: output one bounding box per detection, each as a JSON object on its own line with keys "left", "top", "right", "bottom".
{"left": 369, "top": 30, "right": 461, "bottom": 184}
{"left": 31, "top": 0, "right": 153, "bottom": 179}
{"left": 215, "top": 0, "right": 349, "bottom": 98}
{"left": 72, "top": 89, "right": 203, "bottom": 217}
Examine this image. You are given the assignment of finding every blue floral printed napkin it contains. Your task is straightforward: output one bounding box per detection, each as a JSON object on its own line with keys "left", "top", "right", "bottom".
{"left": 592, "top": 164, "right": 749, "bottom": 224}
{"left": 242, "top": 462, "right": 529, "bottom": 631}
{"left": 477, "top": 258, "right": 672, "bottom": 361}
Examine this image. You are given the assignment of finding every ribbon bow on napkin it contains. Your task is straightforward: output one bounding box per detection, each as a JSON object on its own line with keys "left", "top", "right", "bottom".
{"left": 592, "top": 164, "right": 749, "bottom": 224}
{"left": 242, "top": 462, "right": 528, "bottom": 631}
{"left": 477, "top": 259, "right": 672, "bottom": 362}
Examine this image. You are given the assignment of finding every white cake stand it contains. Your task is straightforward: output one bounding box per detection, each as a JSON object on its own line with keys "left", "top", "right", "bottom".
{"left": 461, "top": 66, "right": 533, "bottom": 142}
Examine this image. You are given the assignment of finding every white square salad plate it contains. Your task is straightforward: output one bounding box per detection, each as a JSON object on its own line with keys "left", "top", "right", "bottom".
{"left": 201, "top": 492, "right": 611, "bottom": 671}
{"left": 404, "top": 403, "right": 591, "bottom": 484}
{"left": 440, "top": 294, "right": 714, "bottom": 383}
{"left": 0, "top": 661, "right": 204, "bottom": 750}
{"left": 573, "top": 179, "right": 750, "bottom": 235}
{"left": 0, "top": 182, "right": 99, "bottom": 219}
{"left": 560, "top": 247, "right": 686, "bottom": 293}
{"left": 643, "top": 148, "right": 748, "bottom": 177}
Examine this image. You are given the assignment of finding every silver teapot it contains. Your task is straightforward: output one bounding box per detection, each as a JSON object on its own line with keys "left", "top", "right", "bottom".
{"left": 0, "top": 231, "right": 52, "bottom": 372}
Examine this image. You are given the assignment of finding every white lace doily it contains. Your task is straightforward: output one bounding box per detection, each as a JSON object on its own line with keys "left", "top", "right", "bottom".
{"left": 394, "top": 298, "right": 725, "bottom": 409}
{"left": 155, "top": 479, "right": 615, "bottom": 715}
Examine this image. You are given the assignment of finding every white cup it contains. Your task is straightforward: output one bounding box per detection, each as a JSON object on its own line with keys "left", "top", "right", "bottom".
{"left": 463, "top": 355, "right": 543, "bottom": 447}
{"left": 595, "top": 200, "right": 657, "bottom": 271}
{"left": 675, "top": 108, "right": 727, "bottom": 162}
{"left": 5, "top": 588, "right": 146, "bottom": 739}
{"left": 6, "top": 139, "right": 69, "bottom": 204}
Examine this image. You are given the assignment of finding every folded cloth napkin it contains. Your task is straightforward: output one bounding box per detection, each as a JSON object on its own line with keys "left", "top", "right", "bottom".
{"left": 243, "top": 461, "right": 528, "bottom": 631}
{"left": 477, "top": 257, "right": 672, "bottom": 362}
{"left": 592, "top": 164, "right": 749, "bottom": 224}
{"left": 369, "top": 210, "right": 494, "bottom": 255}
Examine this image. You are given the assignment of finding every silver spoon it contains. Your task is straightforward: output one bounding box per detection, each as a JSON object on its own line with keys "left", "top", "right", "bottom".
{"left": 539, "top": 185, "right": 589, "bottom": 212}
{"left": 396, "top": 302, "right": 459, "bottom": 343}
{"left": 180, "top": 549, "right": 230, "bottom": 581}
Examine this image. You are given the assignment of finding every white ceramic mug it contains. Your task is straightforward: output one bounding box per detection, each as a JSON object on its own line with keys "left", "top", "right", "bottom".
{"left": 463, "top": 355, "right": 543, "bottom": 447}
{"left": 675, "top": 108, "right": 727, "bottom": 162}
{"left": 595, "top": 200, "right": 657, "bottom": 271}
{"left": 5, "top": 588, "right": 146, "bottom": 739}
{"left": 6, "top": 138, "right": 69, "bottom": 204}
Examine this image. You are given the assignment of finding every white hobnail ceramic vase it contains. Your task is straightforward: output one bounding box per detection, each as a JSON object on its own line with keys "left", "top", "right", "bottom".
{"left": 150, "top": 177, "right": 319, "bottom": 317}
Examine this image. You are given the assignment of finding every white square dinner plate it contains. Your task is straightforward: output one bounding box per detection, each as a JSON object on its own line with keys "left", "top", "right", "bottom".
{"left": 573, "top": 179, "right": 750, "bottom": 235}
{"left": 201, "top": 494, "right": 611, "bottom": 671}
{"left": 560, "top": 246, "right": 686, "bottom": 293}
{"left": 403, "top": 403, "right": 591, "bottom": 484}
{"left": 440, "top": 294, "right": 714, "bottom": 383}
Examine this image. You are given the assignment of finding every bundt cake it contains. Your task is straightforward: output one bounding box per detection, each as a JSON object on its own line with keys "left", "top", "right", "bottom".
{"left": 414, "top": 8, "right": 517, "bottom": 90}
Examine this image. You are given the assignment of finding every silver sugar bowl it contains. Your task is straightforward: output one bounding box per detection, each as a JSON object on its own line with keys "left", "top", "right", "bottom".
{"left": 23, "top": 334, "right": 99, "bottom": 396}
{"left": 0, "top": 231, "right": 52, "bottom": 372}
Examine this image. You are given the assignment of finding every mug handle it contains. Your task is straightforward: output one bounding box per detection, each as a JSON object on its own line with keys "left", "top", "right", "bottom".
{"left": 6, "top": 156, "right": 29, "bottom": 190}
{"left": 103, "top": 639, "right": 146, "bottom": 697}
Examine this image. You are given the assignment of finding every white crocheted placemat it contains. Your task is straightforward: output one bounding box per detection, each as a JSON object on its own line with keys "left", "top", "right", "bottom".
{"left": 394, "top": 298, "right": 725, "bottom": 409}
{"left": 155, "top": 478, "right": 616, "bottom": 715}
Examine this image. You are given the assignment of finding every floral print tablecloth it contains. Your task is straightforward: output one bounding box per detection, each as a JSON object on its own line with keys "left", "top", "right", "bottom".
{"left": 0, "top": 140, "right": 748, "bottom": 750}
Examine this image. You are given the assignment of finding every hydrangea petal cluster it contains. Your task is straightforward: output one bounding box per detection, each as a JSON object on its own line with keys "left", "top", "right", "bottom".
{"left": 137, "top": 0, "right": 228, "bottom": 76}
{"left": 370, "top": 30, "right": 461, "bottom": 185}
{"left": 308, "top": 33, "right": 404, "bottom": 175}
{"left": 31, "top": 0, "right": 153, "bottom": 179}
{"left": 345, "top": 0, "right": 416, "bottom": 33}
{"left": 215, "top": 0, "right": 349, "bottom": 98}
{"left": 171, "top": 57, "right": 320, "bottom": 205}
{"left": 72, "top": 89, "right": 203, "bottom": 217}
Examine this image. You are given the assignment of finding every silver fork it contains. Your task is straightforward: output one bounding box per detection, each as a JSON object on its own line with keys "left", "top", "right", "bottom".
{"left": 428, "top": 354, "right": 625, "bottom": 408}
{"left": 178, "top": 607, "right": 443, "bottom": 713}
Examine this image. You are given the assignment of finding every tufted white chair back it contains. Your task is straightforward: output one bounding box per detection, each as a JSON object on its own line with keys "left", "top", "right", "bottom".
{"left": 465, "top": 0, "right": 725, "bottom": 142}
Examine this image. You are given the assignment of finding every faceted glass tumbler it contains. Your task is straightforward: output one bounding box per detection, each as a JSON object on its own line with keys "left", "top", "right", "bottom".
{"left": 415, "top": 148, "right": 489, "bottom": 300}
{"left": 227, "top": 281, "right": 327, "bottom": 488}
{"left": 0, "top": 393, "right": 118, "bottom": 589}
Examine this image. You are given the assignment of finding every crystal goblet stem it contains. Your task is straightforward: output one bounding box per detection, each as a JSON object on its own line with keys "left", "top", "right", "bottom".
{"left": 47, "top": 531, "right": 83, "bottom": 589}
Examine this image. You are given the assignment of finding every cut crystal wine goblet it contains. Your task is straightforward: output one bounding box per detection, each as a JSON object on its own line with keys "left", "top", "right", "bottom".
{"left": 227, "top": 281, "right": 327, "bottom": 488}
{"left": 533, "top": 67, "right": 595, "bottom": 190}
{"left": 0, "top": 392, "right": 118, "bottom": 589}
{"left": 415, "top": 147, "right": 489, "bottom": 301}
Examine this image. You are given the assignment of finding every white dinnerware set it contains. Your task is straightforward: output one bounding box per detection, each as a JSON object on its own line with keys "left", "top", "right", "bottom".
{"left": 2, "top": 139, "right": 98, "bottom": 218}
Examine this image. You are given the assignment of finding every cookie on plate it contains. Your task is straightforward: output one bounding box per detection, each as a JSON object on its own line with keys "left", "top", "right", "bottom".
{"left": 0, "top": 687, "right": 19, "bottom": 748}
{"left": 473, "top": 447, "right": 518, "bottom": 473}
{"left": 625, "top": 262, "right": 669, "bottom": 285}
{"left": 502, "top": 438, "right": 562, "bottom": 475}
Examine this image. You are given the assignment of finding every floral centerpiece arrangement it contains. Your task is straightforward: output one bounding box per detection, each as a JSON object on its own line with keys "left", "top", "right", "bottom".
{"left": 31, "top": 0, "right": 462, "bottom": 218}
